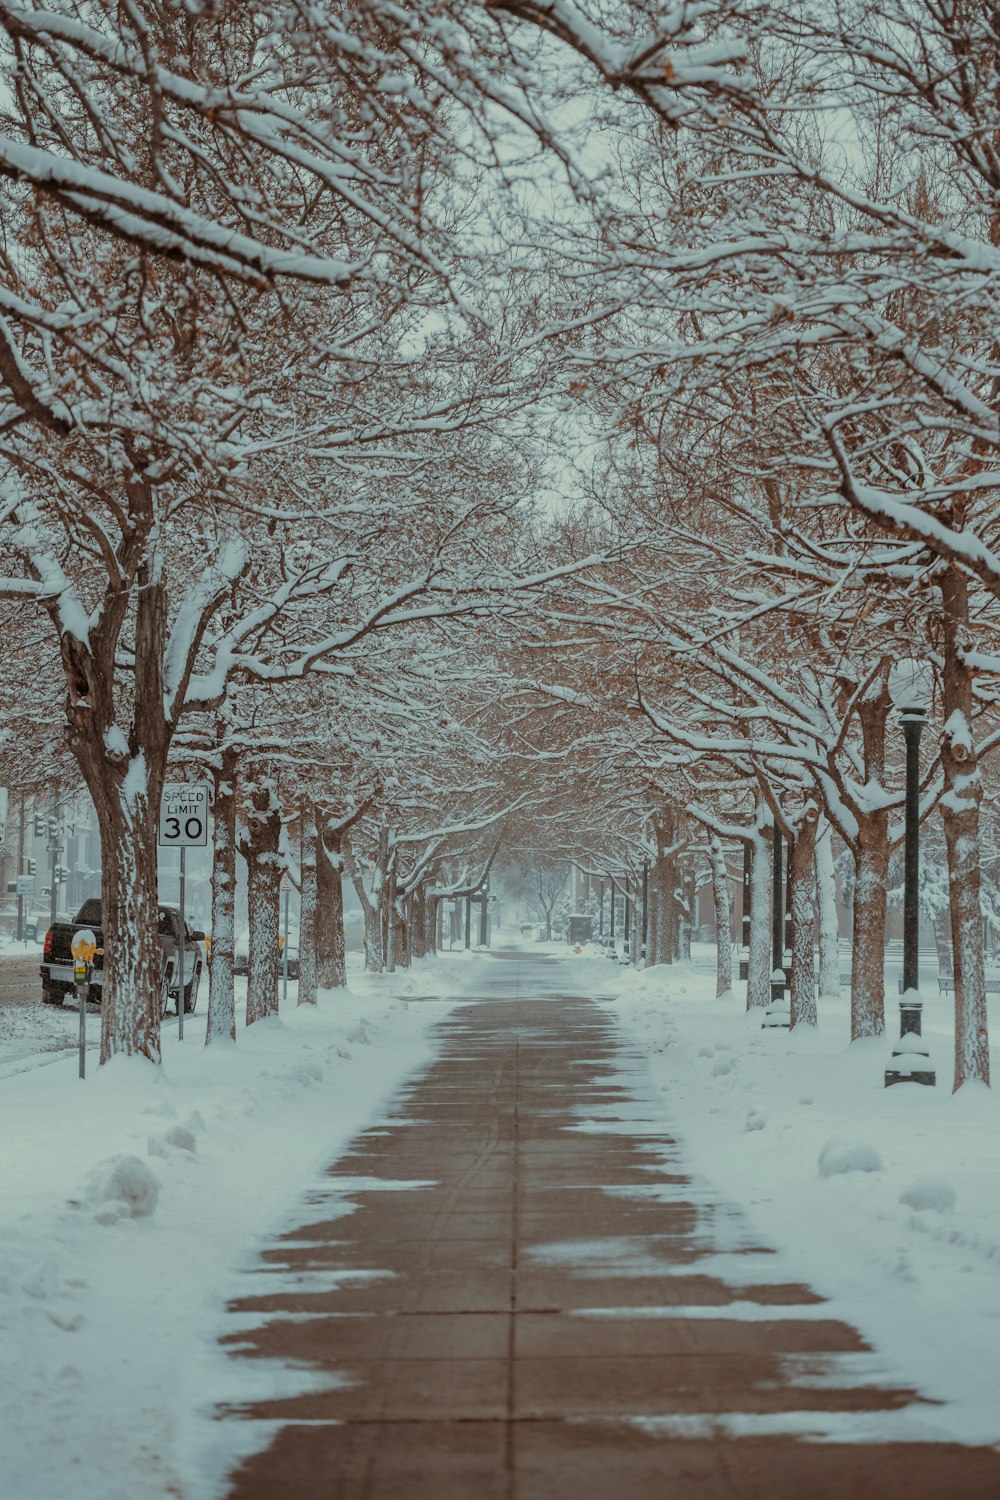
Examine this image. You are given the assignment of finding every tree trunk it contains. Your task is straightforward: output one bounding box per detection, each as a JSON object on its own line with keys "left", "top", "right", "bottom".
{"left": 316, "top": 823, "right": 347, "bottom": 989}
{"left": 789, "top": 808, "right": 819, "bottom": 1028}
{"left": 940, "top": 566, "right": 990, "bottom": 1089}
{"left": 344, "top": 837, "right": 384, "bottom": 974}
{"left": 398, "top": 892, "right": 412, "bottom": 968}
{"left": 385, "top": 862, "right": 398, "bottom": 973}
{"left": 652, "top": 814, "right": 676, "bottom": 964}
{"left": 206, "top": 743, "right": 237, "bottom": 1045}
{"left": 95, "top": 780, "right": 165, "bottom": 1064}
{"left": 677, "top": 871, "right": 694, "bottom": 961}
{"left": 298, "top": 804, "right": 318, "bottom": 1005}
{"left": 243, "top": 782, "right": 282, "bottom": 1025}
{"left": 709, "top": 837, "right": 733, "bottom": 998}
{"left": 850, "top": 829, "right": 889, "bottom": 1039}
{"left": 848, "top": 684, "right": 893, "bottom": 1040}
{"left": 59, "top": 524, "right": 170, "bottom": 1066}
{"left": 747, "top": 823, "right": 771, "bottom": 1011}
{"left": 363, "top": 905, "right": 383, "bottom": 972}
{"left": 411, "top": 887, "right": 426, "bottom": 959}
{"left": 815, "top": 819, "right": 841, "bottom": 999}
{"left": 424, "top": 892, "right": 439, "bottom": 956}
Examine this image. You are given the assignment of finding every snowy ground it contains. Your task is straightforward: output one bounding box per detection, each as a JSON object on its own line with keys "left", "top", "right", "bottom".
{"left": 580, "top": 943, "right": 1000, "bottom": 1447}
{"left": 0, "top": 954, "right": 471, "bottom": 1500}
{"left": 1, "top": 940, "right": 998, "bottom": 1500}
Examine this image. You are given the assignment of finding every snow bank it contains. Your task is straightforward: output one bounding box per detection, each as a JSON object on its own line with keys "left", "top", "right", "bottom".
{"left": 0, "top": 953, "right": 466, "bottom": 1500}
{"left": 575, "top": 949, "right": 1000, "bottom": 1445}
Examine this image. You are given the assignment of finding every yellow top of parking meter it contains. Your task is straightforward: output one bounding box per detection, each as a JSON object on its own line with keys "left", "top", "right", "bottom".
{"left": 71, "top": 928, "right": 97, "bottom": 963}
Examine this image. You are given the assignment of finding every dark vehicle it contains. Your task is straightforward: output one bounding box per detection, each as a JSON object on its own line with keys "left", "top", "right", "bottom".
{"left": 40, "top": 899, "right": 206, "bottom": 1015}
{"left": 233, "top": 927, "right": 300, "bottom": 979}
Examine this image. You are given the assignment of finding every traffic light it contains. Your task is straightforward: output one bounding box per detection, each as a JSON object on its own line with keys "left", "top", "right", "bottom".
{"left": 54, "top": 865, "right": 69, "bottom": 883}
{"left": 27, "top": 859, "right": 36, "bottom": 876}
{"left": 33, "top": 816, "right": 44, "bottom": 837}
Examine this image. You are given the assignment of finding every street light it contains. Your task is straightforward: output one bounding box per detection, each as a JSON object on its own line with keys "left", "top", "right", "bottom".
{"left": 762, "top": 825, "right": 790, "bottom": 1029}
{"left": 885, "top": 658, "right": 936, "bottom": 1088}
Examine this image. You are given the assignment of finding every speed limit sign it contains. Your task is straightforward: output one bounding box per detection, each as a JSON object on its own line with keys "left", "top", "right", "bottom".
{"left": 159, "top": 784, "right": 210, "bottom": 847}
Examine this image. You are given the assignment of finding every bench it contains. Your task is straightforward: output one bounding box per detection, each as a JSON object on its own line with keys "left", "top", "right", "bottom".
{"left": 935, "top": 971, "right": 1000, "bottom": 997}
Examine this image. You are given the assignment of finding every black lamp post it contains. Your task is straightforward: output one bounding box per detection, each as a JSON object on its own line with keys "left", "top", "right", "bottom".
{"left": 771, "top": 826, "right": 784, "bottom": 1001}
{"left": 762, "top": 824, "right": 791, "bottom": 1028}
{"left": 885, "top": 660, "right": 935, "bottom": 1087}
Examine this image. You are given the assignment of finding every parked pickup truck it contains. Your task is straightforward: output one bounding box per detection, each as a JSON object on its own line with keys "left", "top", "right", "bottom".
{"left": 40, "top": 899, "right": 206, "bottom": 1014}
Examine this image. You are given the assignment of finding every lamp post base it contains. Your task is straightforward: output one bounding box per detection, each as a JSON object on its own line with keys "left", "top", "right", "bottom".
{"left": 762, "top": 971, "right": 790, "bottom": 1028}
{"left": 884, "top": 993, "right": 936, "bottom": 1087}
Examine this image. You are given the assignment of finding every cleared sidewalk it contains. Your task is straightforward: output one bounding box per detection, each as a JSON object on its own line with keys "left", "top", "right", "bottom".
{"left": 212, "top": 952, "right": 1000, "bottom": 1498}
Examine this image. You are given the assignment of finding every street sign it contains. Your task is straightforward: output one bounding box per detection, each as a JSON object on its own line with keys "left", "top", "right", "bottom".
{"left": 0, "top": 787, "right": 7, "bottom": 846}
{"left": 280, "top": 874, "right": 292, "bottom": 895}
{"left": 16, "top": 874, "right": 34, "bottom": 897}
{"left": 158, "top": 784, "right": 210, "bottom": 848}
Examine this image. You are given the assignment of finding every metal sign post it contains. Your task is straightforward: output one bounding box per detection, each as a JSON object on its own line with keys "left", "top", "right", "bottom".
{"left": 0, "top": 786, "right": 7, "bottom": 846}
{"left": 158, "top": 784, "right": 209, "bottom": 1044}
{"left": 16, "top": 873, "right": 34, "bottom": 948}
{"left": 177, "top": 847, "right": 186, "bottom": 1042}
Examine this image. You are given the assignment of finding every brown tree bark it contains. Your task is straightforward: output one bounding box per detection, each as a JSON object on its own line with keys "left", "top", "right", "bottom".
{"left": 316, "top": 822, "right": 347, "bottom": 989}
{"left": 424, "top": 889, "right": 440, "bottom": 956}
{"left": 60, "top": 528, "right": 170, "bottom": 1065}
{"left": 709, "top": 836, "right": 733, "bottom": 998}
{"left": 650, "top": 809, "right": 676, "bottom": 964}
{"left": 815, "top": 819, "right": 841, "bottom": 999}
{"left": 678, "top": 870, "right": 695, "bottom": 961}
{"left": 206, "top": 742, "right": 238, "bottom": 1045}
{"left": 243, "top": 781, "right": 281, "bottom": 1025}
{"left": 940, "top": 565, "right": 990, "bottom": 1089}
{"left": 789, "top": 806, "right": 819, "bottom": 1028}
{"left": 747, "top": 817, "right": 772, "bottom": 1011}
{"left": 411, "top": 886, "right": 426, "bottom": 959}
{"left": 298, "top": 803, "right": 318, "bottom": 1005}
{"left": 344, "top": 834, "right": 384, "bottom": 974}
{"left": 385, "top": 860, "right": 398, "bottom": 972}
{"left": 849, "top": 684, "right": 893, "bottom": 1039}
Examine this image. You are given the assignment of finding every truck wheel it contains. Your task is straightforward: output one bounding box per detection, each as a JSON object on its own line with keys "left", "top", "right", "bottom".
{"left": 42, "top": 983, "right": 67, "bottom": 1007}
{"left": 183, "top": 965, "right": 201, "bottom": 1015}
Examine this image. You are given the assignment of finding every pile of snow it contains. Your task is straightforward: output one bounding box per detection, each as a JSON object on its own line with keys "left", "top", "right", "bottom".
{"left": 573, "top": 946, "right": 1000, "bottom": 1446}
{"left": 899, "top": 1178, "right": 957, "bottom": 1214}
{"left": 817, "top": 1139, "right": 883, "bottom": 1177}
{"left": 83, "top": 1154, "right": 161, "bottom": 1223}
{"left": 0, "top": 950, "right": 469, "bottom": 1500}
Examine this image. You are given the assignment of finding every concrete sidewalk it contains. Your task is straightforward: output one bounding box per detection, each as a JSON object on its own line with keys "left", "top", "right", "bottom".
{"left": 212, "top": 952, "right": 1000, "bottom": 1498}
